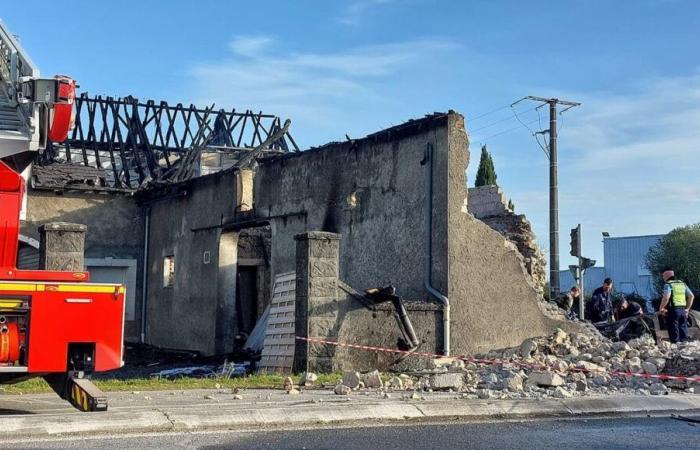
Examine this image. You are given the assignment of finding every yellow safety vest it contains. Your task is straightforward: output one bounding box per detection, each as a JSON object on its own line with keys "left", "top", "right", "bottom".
{"left": 668, "top": 280, "right": 687, "bottom": 308}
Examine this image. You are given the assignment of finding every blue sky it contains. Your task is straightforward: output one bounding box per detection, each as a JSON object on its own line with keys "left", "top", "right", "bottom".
{"left": 5, "top": 0, "right": 700, "bottom": 272}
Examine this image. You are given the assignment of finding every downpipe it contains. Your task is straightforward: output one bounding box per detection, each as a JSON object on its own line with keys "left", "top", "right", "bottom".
{"left": 140, "top": 207, "right": 150, "bottom": 344}
{"left": 420, "top": 143, "right": 450, "bottom": 356}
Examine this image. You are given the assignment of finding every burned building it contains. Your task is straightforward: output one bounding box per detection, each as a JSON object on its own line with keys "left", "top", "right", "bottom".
{"left": 21, "top": 94, "right": 577, "bottom": 370}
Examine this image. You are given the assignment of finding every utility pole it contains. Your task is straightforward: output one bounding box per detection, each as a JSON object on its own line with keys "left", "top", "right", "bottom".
{"left": 514, "top": 96, "right": 580, "bottom": 302}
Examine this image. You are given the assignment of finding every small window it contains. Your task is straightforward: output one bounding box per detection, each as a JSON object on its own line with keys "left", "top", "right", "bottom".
{"left": 163, "top": 255, "right": 175, "bottom": 287}
{"left": 203, "top": 250, "right": 211, "bottom": 265}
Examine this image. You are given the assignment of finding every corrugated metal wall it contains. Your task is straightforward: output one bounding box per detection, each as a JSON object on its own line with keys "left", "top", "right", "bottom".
{"left": 604, "top": 235, "right": 663, "bottom": 299}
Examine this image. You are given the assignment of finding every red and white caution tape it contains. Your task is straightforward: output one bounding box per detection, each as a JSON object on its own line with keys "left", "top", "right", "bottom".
{"left": 296, "top": 336, "right": 700, "bottom": 383}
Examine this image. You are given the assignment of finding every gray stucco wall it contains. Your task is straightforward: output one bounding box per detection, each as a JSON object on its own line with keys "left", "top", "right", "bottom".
{"left": 256, "top": 115, "right": 449, "bottom": 301}
{"left": 294, "top": 231, "right": 440, "bottom": 373}
{"left": 143, "top": 170, "right": 239, "bottom": 355}
{"left": 258, "top": 112, "right": 578, "bottom": 359}
{"left": 22, "top": 189, "right": 145, "bottom": 341}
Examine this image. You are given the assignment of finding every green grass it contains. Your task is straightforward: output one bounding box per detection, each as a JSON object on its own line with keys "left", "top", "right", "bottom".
{"left": 0, "top": 373, "right": 343, "bottom": 395}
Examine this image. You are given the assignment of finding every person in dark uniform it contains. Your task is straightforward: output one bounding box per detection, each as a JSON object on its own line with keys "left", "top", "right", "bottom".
{"left": 659, "top": 269, "right": 695, "bottom": 343}
{"left": 614, "top": 296, "right": 643, "bottom": 320}
{"left": 588, "top": 278, "right": 614, "bottom": 323}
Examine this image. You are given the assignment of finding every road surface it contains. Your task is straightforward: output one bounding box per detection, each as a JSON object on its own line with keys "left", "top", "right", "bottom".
{"left": 2, "top": 416, "right": 698, "bottom": 449}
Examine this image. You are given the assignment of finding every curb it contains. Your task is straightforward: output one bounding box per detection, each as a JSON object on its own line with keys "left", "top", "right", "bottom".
{"left": 1, "top": 394, "right": 699, "bottom": 440}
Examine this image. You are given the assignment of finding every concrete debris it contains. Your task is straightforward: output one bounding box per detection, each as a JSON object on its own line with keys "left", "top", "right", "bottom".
{"left": 342, "top": 371, "right": 361, "bottom": 389}
{"left": 283, "top": 376, "right": 295, "bottom": 392}
{"left": 641, "top": 361, "right": 658, "bottom": 375}
{"left": 362, "top": 370, "right": 383, "bottom": 389}
{"left": 552, "top": 328, "right": 568, "bottom": 344}
{"left": 323, "top": 330, "right": 698, "bottom": 401}
{"left": 431, "top": 357, "right": 456, "bottom": 369}
{"left": 449, "top": 360, "right": 466, "bottom": 372}
{"left": 477, "top": 389, "right": 496, "bottom": 399}
{"left": 528, "top": 371, "right": 565, "bottom": 387}
{"left": 552, "top": 387, "right": 572, "bottom": 398}
{"left": 388, "top": 376, "right": 404, "bottom": 390}
{"left": 506, "top": 374, "right": 524, "bottom": 391}
{"left": 287, "top": 388, "right": 300, "bottom": 395}
{"left": 334, "top": 384, "right": 352, "bottom": 395}
{"left": 429, "top": 373, "right": 465, "bottom": 391}
{"left": 520, "top": 339, "right": 538, "bottom": 358}
{"left": 299, "top": 372, "right": 318, "bottom": 386}
{"left": 649, "top": 383, "right": 669, "bottom": 395}
{"left": 399, "top": 374, "right": 414, "bottom": 390}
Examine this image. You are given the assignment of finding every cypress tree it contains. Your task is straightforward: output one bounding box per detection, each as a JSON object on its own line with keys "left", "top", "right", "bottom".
{"left": 475, "top": 145, "right": 497, "bottom": 187}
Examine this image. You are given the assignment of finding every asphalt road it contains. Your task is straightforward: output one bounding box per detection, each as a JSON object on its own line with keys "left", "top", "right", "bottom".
{"left": 3, "top": 416, "right": 699, "bottom": 450}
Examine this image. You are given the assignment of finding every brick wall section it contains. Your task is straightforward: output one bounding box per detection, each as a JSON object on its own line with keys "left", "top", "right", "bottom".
{"left": 467, "top": 185, "right": 509, "bottom": 217}
{"left": 467, "top": 185, "right": 547, "bottom": 292}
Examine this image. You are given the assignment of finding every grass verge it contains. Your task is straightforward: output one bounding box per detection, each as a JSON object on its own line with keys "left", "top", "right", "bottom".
{"left": 0, "top": 373, "right": 343, "bottom": 395}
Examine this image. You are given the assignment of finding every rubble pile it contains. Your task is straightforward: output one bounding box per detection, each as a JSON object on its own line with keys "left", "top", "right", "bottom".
{"left": 329, "top": 328, "right": 699, "bottom": 400}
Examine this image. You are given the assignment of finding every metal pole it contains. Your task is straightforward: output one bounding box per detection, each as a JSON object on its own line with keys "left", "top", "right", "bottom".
{"left": 549, "top": 101, "right": 560, "bottom": 300}
{"left": 579, "top": 259, "right": 585, "bottom": 320}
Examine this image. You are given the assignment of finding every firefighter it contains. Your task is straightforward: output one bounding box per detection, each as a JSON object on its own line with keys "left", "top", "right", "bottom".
{"left": 659, "top": 269, "right": 695, "bottom": 343}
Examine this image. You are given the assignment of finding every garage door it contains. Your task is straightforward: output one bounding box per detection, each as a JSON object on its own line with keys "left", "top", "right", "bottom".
{"left": 86, "top": 260, "right": 137, "bottom": 321}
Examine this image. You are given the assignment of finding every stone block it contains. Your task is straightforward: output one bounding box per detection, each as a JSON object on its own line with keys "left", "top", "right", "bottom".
{"left": 362, "top": 370, "right": 383, "bottom": 389}
{"left": 39, "top": 222, "right": 87, "bottom": 271}
{"left": 309, "top": 277, "right": 337, "bottom": 297}
{"left": 310, "top": 259, "right": 338, "bottom": 278}
{"left": 528, "top": 371, "right": 564, "bottom": 387}
{"left": 429, "top": 372, "right": 464, "bottom": 390}
{"left": 342, "top": 371, "right": 361, "bottom": 389}
{"left": 520, "top": 339, "right": 538, "bottom": 358}
{"left": 310, "top": 240, "right": 340, "bottom": 259}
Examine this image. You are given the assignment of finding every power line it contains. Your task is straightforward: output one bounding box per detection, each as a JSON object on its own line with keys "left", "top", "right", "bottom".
{"left": 470, "top": 105, "right": 538, "bottom": 133}
{"left": 465, "top": 104, "right": 511, "bottom": 122}
{"left": 475, "top": 117, "right": 540, "bottom": 142}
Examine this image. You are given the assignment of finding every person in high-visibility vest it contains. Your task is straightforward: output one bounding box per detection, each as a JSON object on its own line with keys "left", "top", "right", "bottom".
{"left": 659, "top": 269, "right": 695, "bottom": 343}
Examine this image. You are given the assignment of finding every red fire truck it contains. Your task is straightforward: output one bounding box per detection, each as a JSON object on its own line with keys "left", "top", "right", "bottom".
{"left": 0, "top": 20, "right": 125, "bottom": 411}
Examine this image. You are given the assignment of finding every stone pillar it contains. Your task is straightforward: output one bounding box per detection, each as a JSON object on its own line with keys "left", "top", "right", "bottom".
{"left": 293, "top": 231, "right": 341, "bottom": 374}
{"left": 39, "top": 222, "right": 87, "bottom": 271}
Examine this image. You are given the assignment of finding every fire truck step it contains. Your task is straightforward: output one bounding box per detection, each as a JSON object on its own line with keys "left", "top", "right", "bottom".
{"left": 69, "top": 377, "right": 108, "bottom": 412}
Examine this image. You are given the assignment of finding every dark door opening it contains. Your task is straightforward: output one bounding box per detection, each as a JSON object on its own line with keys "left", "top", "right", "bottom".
{"left": 236, "top": 266, "right": 259, "bottom": 338}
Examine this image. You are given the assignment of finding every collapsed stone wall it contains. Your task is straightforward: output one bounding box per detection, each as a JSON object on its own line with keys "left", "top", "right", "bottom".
{"left": 468, "top": 185, "right": 546, "bottom": 293}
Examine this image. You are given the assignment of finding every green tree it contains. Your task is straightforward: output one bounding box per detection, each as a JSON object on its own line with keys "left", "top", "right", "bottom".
{"left": 475, "top": 145, "right": 497, "bottom": 187}
{"left": 508, "top": 199, "right": 515, "bottom": 211}
{"left": 645, "top": 223, "right": 700, "bottom": 297}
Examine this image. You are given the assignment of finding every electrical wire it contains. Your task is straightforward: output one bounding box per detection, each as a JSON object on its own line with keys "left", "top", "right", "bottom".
{"left": 469, "top": 105, "right": 538, "bottom": 133}
{"left": 465, "top": 104, "right": 511, "bottom": 122}
{"left": 475, "top": 118, "right": 540, "bottom": 142}
{"left": 513, "top": 103, "right": 549, "bottom": 159}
